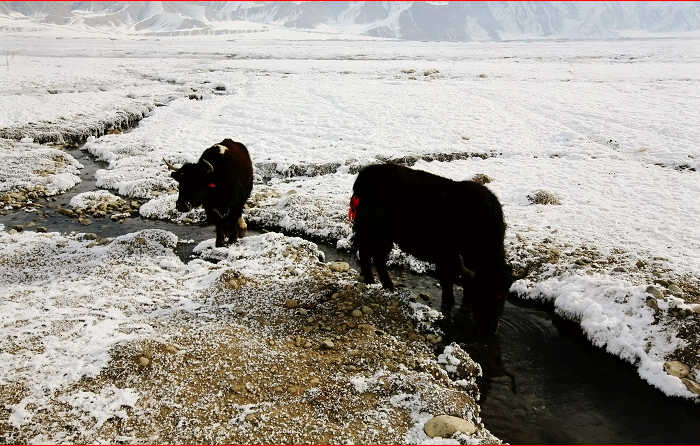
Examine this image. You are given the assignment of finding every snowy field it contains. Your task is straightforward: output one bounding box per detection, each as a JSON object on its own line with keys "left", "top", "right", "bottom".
{"left": 1, "top": 27, "right": 700, "bottom": 442}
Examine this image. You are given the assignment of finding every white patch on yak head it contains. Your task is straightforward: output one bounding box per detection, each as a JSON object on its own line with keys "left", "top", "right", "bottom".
{"left": 218, "top": 144, "right": 228, "bottom": 155}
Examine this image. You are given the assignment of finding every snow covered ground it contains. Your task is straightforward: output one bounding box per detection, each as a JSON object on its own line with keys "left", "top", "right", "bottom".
{"left": 1, "top": 29, "right": 699, "bottom": 442}
{"left": 0, "top": 227, "right": 495, "bottom": 444}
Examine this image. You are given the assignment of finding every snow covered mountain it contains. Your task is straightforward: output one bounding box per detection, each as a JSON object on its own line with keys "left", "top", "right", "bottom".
{"left": 2, "top": 1, "right": 700, "bottom": 41}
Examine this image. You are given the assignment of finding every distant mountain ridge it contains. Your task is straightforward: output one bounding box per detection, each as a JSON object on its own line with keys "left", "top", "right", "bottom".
{"left": 2, "top": 1, "right": 700, "bottom": 41}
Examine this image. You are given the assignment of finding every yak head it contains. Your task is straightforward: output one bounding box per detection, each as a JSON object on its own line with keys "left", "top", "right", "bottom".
{"left": 164, "top": 158, "right": 215, "bottom": 212}
{"left": 472, "top": 262, "right": 513, "bottom": 338}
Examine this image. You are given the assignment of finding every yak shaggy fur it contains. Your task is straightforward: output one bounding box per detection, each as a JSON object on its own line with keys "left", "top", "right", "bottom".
{"left": 168, "top": 138, "right": 253, "bottom": 247}
{"left": 351, "top": 163, "right": 511, "bottom": 337}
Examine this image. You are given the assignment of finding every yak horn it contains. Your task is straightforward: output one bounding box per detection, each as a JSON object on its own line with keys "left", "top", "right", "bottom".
{"left": 459, "top": 255, "right": 476, "bottom": 279}
{"left": 163, "top": 158, "right": 178, "bottom": 171}
{"left": 201, "top": 159, "right": 214, "bottom": 174}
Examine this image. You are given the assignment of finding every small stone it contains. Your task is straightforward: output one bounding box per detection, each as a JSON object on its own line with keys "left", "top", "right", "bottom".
{"left": 613, "top": 267, "right": 627, "bottom": 272}
{"left": 36, "top": 226, "right": 47, "bottom": 233}
{"left": 287, "top": 385, "right": 303, "bottom": 395}
{"left": 328, "top": 261, "right": 350, "bottom": 273}
{"left": 527, "top": 190, "right": 561, "bottom": 205}
{"left": 26, "top": 221, "right": 36, "bottom": 228}
{"left": 78, "top": 217, "right": 93, "bottom": 225}
{"left": 309, "top": 377, "right": 321, "bottom": 386}
{"left": 681, "top": 378, "right": 700, "bottom": 395}
{"left": 284, "top": 298, "right": 298, "bottom": 309}
{"left": 636, "top": 260, "right": 646, "bottom": 269}
{"left": 164, "top": 344, "right": 178, "bottom": 354}
{"left": 110, "top": 213, "right": 129, "bottom": 221}
{"left": 83, "top": 233, "right": 98, "bottom": 240}
{"left": 303, "top": 341, "right": 312, "bottom": 348}
{"left": 668, "top": 284, "right": 683, "bottom": 296}
{"left": 351, "top": 309, "right": 363, "bottom": 318}
{"left": 646, "top": 297, "right": 658, "bottom": 311}
{"left": 664, "top": 360, "right": 690, "bottom": 378}
{"left": 320, "top": 339, "right": 334, "bottom": 350}
{"left": 424, "top": 415, "right": 477, "bottom": 438}
{"left": 244, "top": 412, "right": 259, "bottom": 424}
{"left": 426, "top": 334, "right": 442, "bottom": 344}
{"left": 11, "top": 224, "right": 23, "bottom": 232}
{"left": 357, "top": 323, "right": 376, "bottom": 334}
{"left": 361, "top": 305, "right": 372, "bottom": 315}
{"left": 131, "top": 200, "right": 139, "bottom": 208}
{"left": 645, "top": 285, "right": 663, "bottom": 300}
{"left": 137, "top": 356, "right": 151, "bottom": 367}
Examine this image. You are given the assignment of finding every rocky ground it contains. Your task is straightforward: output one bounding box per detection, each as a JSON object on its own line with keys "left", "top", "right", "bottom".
{"left": 0, "top": 228, "right": 498, "bottom": 444}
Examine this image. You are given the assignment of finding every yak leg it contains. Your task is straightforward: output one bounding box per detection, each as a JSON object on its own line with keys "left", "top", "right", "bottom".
{"left": 358, "top": 249, "right": 375, "bottom": 284}
{"left": 237, "top": 215, "right": 247, "bottom": 238}
{"left": 437, "top": 260, "right": 458, "bottom": 314}
{"left": 215, "top": 223, "right": 226, "bottom": 247}
{"left": 227, "top": 218, "right": 238, "bottom": 244}
{"left": 372, "top": 241, "right": 394, "bottom": 290}
{"left": 207, "top": 209, "right": 226, "bottom": 248}
{"left": 460, "top": 273, "right": 475, "bottom": 314}
{"left": 354, "top": 225, "right": 377, "bottom": 285}
{"left": 460, "top": 254, "right": 477, "bottom": 314}
{"left": 224, "top": 214, "right": 239, "bottom": 245}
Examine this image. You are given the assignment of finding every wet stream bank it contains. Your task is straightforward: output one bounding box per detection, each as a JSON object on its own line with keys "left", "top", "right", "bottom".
{"left": 1, "top": 149, "right": 699, "bottom": 444}
{"left": 324, "top": 249, "right": 700, "bottom": 443}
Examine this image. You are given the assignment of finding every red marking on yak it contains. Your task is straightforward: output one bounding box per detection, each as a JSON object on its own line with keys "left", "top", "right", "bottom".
{"left": 348, "top": 195, "right": 360, "bottom": 222}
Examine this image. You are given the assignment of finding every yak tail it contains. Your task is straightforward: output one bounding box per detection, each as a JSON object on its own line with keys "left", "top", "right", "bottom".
{"left": 459, "top": 255, "right": 476, "bottom": 279}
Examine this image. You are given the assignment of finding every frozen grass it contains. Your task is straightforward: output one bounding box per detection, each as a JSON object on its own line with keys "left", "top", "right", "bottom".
{"left": 0, "top": 138, "right": 82, "bottom": 198}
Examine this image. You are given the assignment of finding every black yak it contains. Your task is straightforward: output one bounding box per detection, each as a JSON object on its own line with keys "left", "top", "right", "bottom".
{"left": 165, "top": 138, "right": 253, "bottom": 247}
{"left": 349, "top": 163, "right": 511, "bottom": 336}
